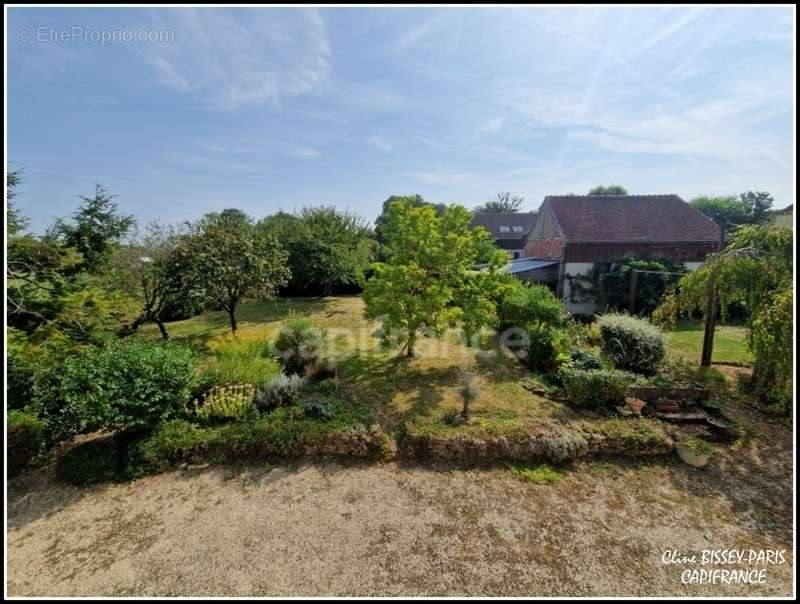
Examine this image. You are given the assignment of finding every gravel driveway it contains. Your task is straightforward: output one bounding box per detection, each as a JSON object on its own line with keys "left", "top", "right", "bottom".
{"left": 6, "top": 408, "right": 794, "bottom": 597}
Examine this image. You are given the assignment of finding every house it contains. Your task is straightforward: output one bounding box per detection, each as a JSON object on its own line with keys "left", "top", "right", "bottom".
{"left": 524, "top": 194, "right": 723, "bottom": 313}
{"left": 470, "top": 212, "right": 538, "bottom": 260}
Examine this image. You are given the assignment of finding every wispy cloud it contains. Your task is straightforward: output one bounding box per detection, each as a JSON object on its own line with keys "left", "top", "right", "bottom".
{"left": 141, "top": 8, "right": 331, "bottom": 110}
{"left": 366, "top": 133, "right": 393, "bottom": 152}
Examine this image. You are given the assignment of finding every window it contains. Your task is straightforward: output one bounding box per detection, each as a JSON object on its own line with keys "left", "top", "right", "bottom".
{"left": 512, "top": 251, "right": 520, "bottom": 259}
{"left": 512, "top": 225, "right": 524, "bottom": 232}
{"left": 499, "top": 225, "right": 510, "bottom": 233}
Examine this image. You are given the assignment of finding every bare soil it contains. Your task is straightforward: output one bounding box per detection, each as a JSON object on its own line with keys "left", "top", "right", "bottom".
{"left": 6, "top": 403, "right": 793, "bottom": 597}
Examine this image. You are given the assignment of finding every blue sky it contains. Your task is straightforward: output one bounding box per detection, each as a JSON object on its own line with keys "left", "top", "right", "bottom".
{"left": 7, "top": 6, "right": 795, "bottom": 233}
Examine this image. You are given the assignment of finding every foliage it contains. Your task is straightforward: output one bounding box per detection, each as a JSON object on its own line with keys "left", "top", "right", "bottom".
{"left": 7, "top": 410, "right": 45, "bottom": 476}
{"left": 473, "top": 192, "right": 524, "bottom": 213}
{"left": 690, "top": 191, "right": 774, "bottom": 232}
{"left": 193, "top": 384, "right": 256, "bottom": 422}
{"left": 6, "top": 166, "right": 28, "bottom": 236}
{"left": 303, "top": 397, "right": 336, "bottom": 421}
{"left": 254, "top": 374, "right": 307, "bottom": 411}
{"left": 200, "top": 332, "right": 279, "bottom": 387}
{"left": 51, "top": 184, "right": 135, "bottom": 271}
{"left": 525, "top": 327, "right": 570, "bottom": 372}
{"left": 680, "top": 436, "right": 715, "bottom": 456}
{"left": 273, "top": 318, "right": 327, "bottom": 375}
{"left": 41, "top": 340, "right": 197, "bottom": 440}
{"left": 373, "top": 194, "right": 446, "bottom": 251}
{"left": 258, "top": 207, "right": 376, "bottom": 296}
{"left": 560, "top": 367, "right": 635, "bottom": 408}
{"left": 568, "top": 346, "right": 603, "bottom": 370}
{"left": 603, "top": 257, "right": 686, "bottom": 315}
{"left": 457, "top": 370, "right": 480, "bottom": 420}
{"left": 498, "top": 280, "right": 566, "bottom": 333}
{"left": 508, "top": 462, "right": 561, "bottom": 484}
{"left": 110, "top": 222, "right": 193, "bottom": 338}
{"left": 588, "top": 185, "right": 628, "bottom": 195}
{"left": 655, "top": 224, "right": 792, "bottom": 398}
{"left": 183, "top": 209, "right": 290, "bottom": 332}
{"left": 364, "top": 199, "right": 507, "bottom": 356}
{"left": 598, "top": 313, "right": 665, "bottom": 374}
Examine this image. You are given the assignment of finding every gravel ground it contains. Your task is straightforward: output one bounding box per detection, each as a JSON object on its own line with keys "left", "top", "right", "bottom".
{"left": 6, "top": 407, "right": 794, "bottom": 597}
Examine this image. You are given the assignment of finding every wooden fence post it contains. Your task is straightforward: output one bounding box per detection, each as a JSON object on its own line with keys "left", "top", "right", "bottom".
{"left": 628, "top": 270, "right": 638, "bottom": 315}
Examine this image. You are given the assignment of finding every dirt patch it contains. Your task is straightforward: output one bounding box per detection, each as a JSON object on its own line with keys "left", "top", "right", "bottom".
{"left": 7, "top": 406, "right": 793, "bottom": 597}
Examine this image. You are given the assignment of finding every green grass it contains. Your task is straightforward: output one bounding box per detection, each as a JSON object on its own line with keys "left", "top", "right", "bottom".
{"left": 666, "top": 320, "right": 753, "bottom": 365}
{"left": 508, "top": 462, "right": 562, "bottom": 484}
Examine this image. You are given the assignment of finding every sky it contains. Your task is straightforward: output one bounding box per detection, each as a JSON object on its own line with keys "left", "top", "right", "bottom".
{"left": 6, "top": 6, "right": 795, "bottom": 234}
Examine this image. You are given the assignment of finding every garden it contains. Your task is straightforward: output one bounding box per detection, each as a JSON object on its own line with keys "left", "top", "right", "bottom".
{"left": 7, "top": 182, "right": 793, "bottom": 486}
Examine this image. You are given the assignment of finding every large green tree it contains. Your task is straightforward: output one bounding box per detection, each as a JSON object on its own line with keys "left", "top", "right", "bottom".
{"left": 259, "top": 207, "right": 376, "bottom": 296}
{"left": 690, "top": 191, "right": 775, "bottom": 232}
{"left": 52, "top": 184, "right": 135, "bottom": 271}
{"left": 374, "top": 195, "right": 446, "bottom": 250}
{"left": 363, "top": 199, "right": 506, "bottom": 357}
{"left": 186, "top": 209, "right": 290, "bottom": 333}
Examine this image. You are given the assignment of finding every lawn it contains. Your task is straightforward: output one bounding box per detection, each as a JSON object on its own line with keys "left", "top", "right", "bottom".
{"left": 665, "top": 319, "right": 753, "bottom": 365}
{"left": 141, "top": 295, "right": 578, "bottom": 437}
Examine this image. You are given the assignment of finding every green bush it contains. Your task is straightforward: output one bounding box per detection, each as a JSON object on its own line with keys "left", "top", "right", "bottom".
{"left": 194, "top": 384, "right": 256, "bottom": 422}
{"left": 43, "top": 340, "right": 197, "bottom": 440}
{"left": 524, "top": 327, "right": 570, "bottom": 371}
{"left": 273, "top": 318, "right": 326, "bottom": 376}
{"left": 498, "top": 281, "right": 566, "bottom": 332}
{"left": 7, "top": 337, "right": 38, "bottom": 410}
{"left": 598, "top": 313, "right": 665, "bottom": 374}
{"left": 7, "top": 410, "right": 45, "bottom": 476}
{"left": 254, "top": 374, "right": 306, "bottom": 411}
{"left": 560, "top": 367, "right": 636, "bottom": 408}
{"left": 568, "top": 346, "right": 603, "bottom": 370}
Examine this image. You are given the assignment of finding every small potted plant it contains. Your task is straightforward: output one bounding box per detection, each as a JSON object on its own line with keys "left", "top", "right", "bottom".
{"left": 676, "top": 436, "right": 714, "bottom": 468}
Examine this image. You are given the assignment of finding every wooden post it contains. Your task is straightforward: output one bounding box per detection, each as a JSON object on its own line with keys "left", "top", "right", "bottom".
{"left": 700, "top": 282, "right": 717, "bottom": 367}
{"left": 700, "top": 228, "right": 725, "bottom": 368}
{"left": 628, "top": 270, "right": 638, "bottom": 315}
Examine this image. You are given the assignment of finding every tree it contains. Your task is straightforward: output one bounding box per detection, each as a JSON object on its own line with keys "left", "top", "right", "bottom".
{"left": 185, "top": 209, "right": 290, "bottom": 333}
{"left": 374, "top": 195, "right": 446, "bottom": 248}
{"left": 260, "top": 207, "right": 376, "bottom": 296}
{"left": 690, "top": 195, "right": 753, "bottom": 232}
{"left": 7, "top": 167, "right": 28, "bottom": 236}
{"left": 363, "top": 199, "right": 506, "bottom": 357}
{"left": 111, "top": 222, "right": 186, "bottom": 339}
{"left": 52, "top": 184, "right": 135, "bottom": 271}
{"left": 654, "top": 224, "right": 792, "bottom": 399}
{"left": 588, "top": 185, "right": 628, "bottom": 195}
{"left": 739, "top": 190, "right": 774, "bottom": 225}
{"left": 474, "top": 192, "right": 524, "bottom": 213}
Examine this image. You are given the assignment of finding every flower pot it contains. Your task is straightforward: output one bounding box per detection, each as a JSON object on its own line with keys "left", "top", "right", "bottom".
{"left": 676, "top": 442, "right": 711, "bottom": 468}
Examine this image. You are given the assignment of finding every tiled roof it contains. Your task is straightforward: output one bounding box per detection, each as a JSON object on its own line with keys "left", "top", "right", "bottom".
{"left": 545, "top": 195, "right": 722, "bottom": 243}
{"left": 470, "top": 212, "right": 538, "bottom": 240}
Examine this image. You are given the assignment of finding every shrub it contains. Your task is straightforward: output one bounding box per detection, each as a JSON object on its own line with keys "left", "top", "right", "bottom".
{"left": 303, "top": 397, "right": 336, "bottom": 421}
{"left": 201, "top": 333, "right": 279, "bottom": 386}
{"left": 560, "top": 367, "right": 636, "bottom": 408}
{"left": 254, "top": 374, "right": 306, "bottom": 411}
{"left": 7, "top": 335, "right": 38, "bottom": 410}
{"left": 568, "top": 346, "right": 602, "bottom": 370}
{"left": 43, "top": 340, "right": 197, "bottom": 440}
{"left": 7, "top": 410, "right": 45, "bottom": 476}
{"left": 498, "top": 281, "right": 566, "bottom": 332}
{"left": 194, "top": 384, "right": 256, "bottom": 422}
{"left": 525, "top": 327, "right": 570, "bottom": 371}
{"left": 273, "top": 318, "right": 326, "bottom": 376}
{"left": 508, "top": 462, "right": 561, "bottom": 485}
{"left": 598, "top": 313, "right": 665, "bottom": 374}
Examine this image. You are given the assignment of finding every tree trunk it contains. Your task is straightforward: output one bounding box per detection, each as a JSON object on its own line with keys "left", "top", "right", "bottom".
{"left": 155, "top": 317, "right": 169, "bottom": 340}
{"left": 228, "top": 306, "right": 238, "bottom": 333}
{"left": 405, "top": 331, "right": 416, "bottom": 357}
{"left": 322, "top": 282, "right": 333, "bottom": 298}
